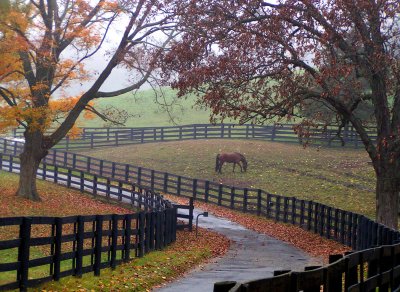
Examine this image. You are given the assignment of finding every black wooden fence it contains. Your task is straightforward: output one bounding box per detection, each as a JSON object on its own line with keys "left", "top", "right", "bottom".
{"left": 214, "top": 244, "right": 400, "bottom": 291}
{"left": 0, "top": 138, "right": 397, "bottom": 251}
{"left": 2, "top": 133, "right": 400, "bottom": 291}
{"left": 0, "top": 210, "right": 177, "bottom": 291}
{"left": 10, "top": 123, "right": 377, "bottom": 150}
{"left": 0, "top": 152, "right": 193, "bottom": 290}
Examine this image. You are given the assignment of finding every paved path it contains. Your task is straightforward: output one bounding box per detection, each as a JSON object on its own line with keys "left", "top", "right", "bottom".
{"left": 156, "top": 208, "right": 323, "bottom": 292}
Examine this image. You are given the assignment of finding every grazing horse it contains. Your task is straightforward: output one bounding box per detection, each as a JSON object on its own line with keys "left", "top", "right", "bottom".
{"left": 215, "top": 152, "right": 247, "bottom": 173}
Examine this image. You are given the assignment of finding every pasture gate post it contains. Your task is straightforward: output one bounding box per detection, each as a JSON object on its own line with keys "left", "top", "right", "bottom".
{"left": 94, "top": 215, "right": 104, "bottom": 276}
{"left": 243, "top": 188, "right": 248, "bottom": 213}
{"left": 257, "top": 189, "right": 262, "bottom": 216}
{"left": 230, "top": 187, "right": 235, "bottom": 209}
{"left": 192, "top": 179, "right": 197, "bottom": 200}
{"left": 18, "top": 217, "right": 32, "bottom": 292}
{"left": 123, "top": 214, "right": 132, "bottom": 261}
{"left": 218, "top": 184, "right": 223, "bottom": 206}
{"left": 75, "top": 216, "right": 84, "bottom": 277}
{"left": 188, "top": 198, "right": 194, "bottom": 232}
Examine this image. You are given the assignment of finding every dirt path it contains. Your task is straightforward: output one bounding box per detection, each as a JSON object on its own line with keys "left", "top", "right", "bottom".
{"left": 155, "top": 207, "right": 323, "bottom": 292}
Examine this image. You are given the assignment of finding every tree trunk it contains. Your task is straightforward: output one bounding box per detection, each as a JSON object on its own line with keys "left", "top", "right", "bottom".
{"left": 376, "top": 172, "right": 399, "bottom": 230}
{"left": 16, "top": 131, "right": 47, "bottom": 201}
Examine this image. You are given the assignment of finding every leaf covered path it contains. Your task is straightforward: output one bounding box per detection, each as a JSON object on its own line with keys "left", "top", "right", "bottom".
{"left": 156, "top": 207, "right": 324, "bottom": 292}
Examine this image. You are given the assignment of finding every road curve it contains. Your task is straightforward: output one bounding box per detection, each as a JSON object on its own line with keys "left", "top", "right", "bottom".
{"left": 156, "top": 208, "right": 323, "bottom": 292}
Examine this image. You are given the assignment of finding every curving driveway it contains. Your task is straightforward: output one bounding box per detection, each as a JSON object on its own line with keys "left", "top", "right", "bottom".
{"left": 156, "top": 208, "right": 323, "bottom": 292}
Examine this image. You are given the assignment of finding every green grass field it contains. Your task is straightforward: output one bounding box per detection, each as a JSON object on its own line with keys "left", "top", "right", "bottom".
{"left": 77, "top": 139, "right": 377, "bottom": 219}
{"left": 82, "top": 88, "right": 216, "bottom": 127}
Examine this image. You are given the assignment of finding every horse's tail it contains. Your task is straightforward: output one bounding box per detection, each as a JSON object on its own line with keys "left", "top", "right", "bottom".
{"left": 215, "top": 154, "right": 220, "bottom": 172}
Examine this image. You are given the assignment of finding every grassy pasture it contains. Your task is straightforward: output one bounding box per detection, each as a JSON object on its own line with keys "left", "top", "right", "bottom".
{"left": 82, "top": 88, "right": 215, "bottom": 127}
{"left": 77, "top": 139, "right": 377, "bottom": 219}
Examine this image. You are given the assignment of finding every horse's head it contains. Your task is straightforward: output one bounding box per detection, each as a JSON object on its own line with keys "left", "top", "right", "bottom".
{"left": 242, "top": 158, "right": 248, "bottom": 172}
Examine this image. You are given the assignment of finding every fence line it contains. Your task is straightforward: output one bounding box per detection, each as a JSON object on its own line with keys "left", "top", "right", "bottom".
{"left": 0, "top": 210, "right": 177, "bottom": 291}
{"left": 3, "top": 135, "right": 400, "bottom": 291}
{"left": 1, "top": 138, "right": 397, "bottom": 252}
{"left": 11, "top": 123, "right": 377, "bottom": 150}
{"left": 214, "top": 244, "right": 400, "bottom": 291}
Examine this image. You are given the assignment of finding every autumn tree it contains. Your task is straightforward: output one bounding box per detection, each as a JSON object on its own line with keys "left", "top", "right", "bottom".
{"left": 0, "top": 0, "right": 177, "bottom": 201}
{"left": 164, "top": 0, "right": 400, "bottom": 228}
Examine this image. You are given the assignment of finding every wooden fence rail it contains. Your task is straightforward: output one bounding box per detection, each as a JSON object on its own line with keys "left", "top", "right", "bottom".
{"left": 0, "top": 137, "right": 397, "bottom": 252}
{"left": 214, "top": 245, "right": 400, "bottom": 291}
{"left": 0, "top": 210, "right": 177, "bottom": 291}
{"left": 10, "top": 123, "right": 377, "bottom": 150}
{"left": 2, "top": 135, "right": 400, "bottom": 291}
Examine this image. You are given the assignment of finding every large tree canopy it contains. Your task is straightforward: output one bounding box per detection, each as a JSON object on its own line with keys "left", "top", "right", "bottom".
{"left": 164, "top": 0, "right": 400, "bottom": 228}
{"left": 0, "top": 0, "right": 177, "bottom": 201}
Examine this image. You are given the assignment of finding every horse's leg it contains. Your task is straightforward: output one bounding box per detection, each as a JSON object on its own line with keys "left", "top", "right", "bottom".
{"left": 239, "top": 162, "right": 243, "bottom": 172}
{"left": 219, "top": 161, "right": 224, "bottom": 173}
{"left": 233, "top": 162, "right": 235, "bottom": 172}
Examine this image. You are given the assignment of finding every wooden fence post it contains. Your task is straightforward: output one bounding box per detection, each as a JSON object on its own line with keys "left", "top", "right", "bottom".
{"left": 177, "top": 176, "right": 181, "bottom": 196}
{"left": 218, "top": 184, "right": 223, "bottom": 206}
{"left": 188, "top": 198, "right": 194, "bottom": 232}
{"left": 111, "top": 214, "right": 118, "bottom": 269}
{"left": 138, "top": 212, "right": 145, "bottom": 257}
{"left": 94, "top": 215, "right": 104, "bottom": 276}
{"left": 75, "top": 216, "right": 84, "bottom": 277}
{"left": 123, "top": 214, "right": 132, "bottom": 261}
{"left": 192, "top": 179, "right": 197, "bottom": 200}
{"left": 243, "top": 188, "right": 248, "bottom": 213}
{"left": 257, "top": 189, "right": 262, "bottom": 216}
{"left": 18, "top": 217, "right": 32, "bottom": 291}
{"left": 53, "top": 217, "right": 63, "bottom": 281}
{"left": 230, "top": 187, "right": 235, "bottom": 209}
{"left": 164, "top": 173, "right": 168, "bottom": 193}
{"left": 205, "top": 181, "right": 210, "bottom": 203}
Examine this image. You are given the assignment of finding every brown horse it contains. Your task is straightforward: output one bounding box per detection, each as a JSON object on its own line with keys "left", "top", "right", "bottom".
{"left": 215, "top": 152, "right": 247, "bottom": 173}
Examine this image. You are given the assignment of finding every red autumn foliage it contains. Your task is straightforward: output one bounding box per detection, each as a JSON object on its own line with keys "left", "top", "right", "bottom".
{"left": 163, "top": 0, "right": 400, "bottom": 229}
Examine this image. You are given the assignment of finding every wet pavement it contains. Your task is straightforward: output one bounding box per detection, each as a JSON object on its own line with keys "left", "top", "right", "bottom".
{"left": 156, "top": 208, "right": 323, "bottom": 292}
